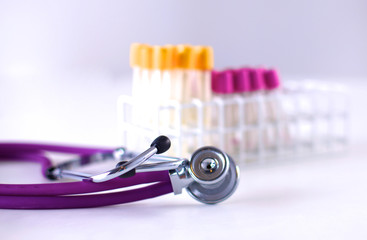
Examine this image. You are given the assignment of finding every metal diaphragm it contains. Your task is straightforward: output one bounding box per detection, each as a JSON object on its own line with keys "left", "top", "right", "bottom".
{"left": 187, "top": 147, "right": 240, "bottom": 204}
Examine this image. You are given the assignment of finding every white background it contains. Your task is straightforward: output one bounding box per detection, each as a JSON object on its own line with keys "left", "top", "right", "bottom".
{"left": 0, "top": 0, "right": 366, "bottom": 239}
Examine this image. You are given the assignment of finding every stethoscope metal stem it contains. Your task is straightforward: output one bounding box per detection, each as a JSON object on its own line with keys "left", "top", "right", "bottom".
{"left": 90, "top": 146, "right": 158, "bottom": 182}
{"left": 51, "top": 150, "right": 187, "bottom": 181}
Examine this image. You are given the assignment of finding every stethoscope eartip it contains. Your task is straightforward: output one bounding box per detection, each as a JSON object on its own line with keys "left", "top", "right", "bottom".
{"left": 150, "top": 135, "right": 171, "bottom": 154}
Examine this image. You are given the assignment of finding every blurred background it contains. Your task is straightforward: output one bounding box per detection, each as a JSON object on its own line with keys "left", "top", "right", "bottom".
{"left": 0, "top": 0, "right": 366, "bottom": 146}
{"left": 0, "top": 1, "right": 366, "bottom": 239}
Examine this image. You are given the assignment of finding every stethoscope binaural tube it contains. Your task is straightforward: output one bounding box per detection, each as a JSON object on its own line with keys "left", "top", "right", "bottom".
{"left": 0, "top": 136, "right": 240, "bottom": 209}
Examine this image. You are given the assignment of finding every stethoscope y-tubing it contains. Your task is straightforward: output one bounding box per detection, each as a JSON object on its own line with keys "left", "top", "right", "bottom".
{"left": 0, "top": 182, "right": 172, "bottom": 209}
{"left": 0, "top": 143, "right": 173, "bottom": 209}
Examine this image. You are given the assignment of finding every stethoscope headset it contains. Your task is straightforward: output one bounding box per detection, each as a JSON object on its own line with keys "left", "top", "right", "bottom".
{"left": 0, "top": 136, "right": 239, "bottom": 209}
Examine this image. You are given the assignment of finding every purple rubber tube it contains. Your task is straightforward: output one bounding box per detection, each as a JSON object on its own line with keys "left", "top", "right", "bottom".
{"left": 0, "top": 152, "right": 53, "bottom": 178}
{"left": 0, "top": 143, "right": 112, "bottom": 178}
{"left": 0, "top": 170, "right": 171, "bottom": 196}
{"left": 0, "top": 181, "right": 173, "bottom": 209}
{"left": 0, "top": 143, "right": 112, "bottom": 155}
{"left": 0, "top": 143, "right": 174, "bottom": 209}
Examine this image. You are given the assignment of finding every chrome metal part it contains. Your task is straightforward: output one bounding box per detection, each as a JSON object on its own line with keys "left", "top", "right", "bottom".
{"left": 90, "top": 146, "right": 157, "bottom": 182}
{"left": 53, "top": 147, "right": 128, "bottom": 171}
{"left": 136, "top": 156, "right": 185, "bottom": 172}
{"left": 51, "top": 136, "right": 172, "bottom": 182}
{"left": 186, "top": 156, "right": 240, "bottom": 204}
{"left": 168, "top": 159, "right": 193, "bottom": 194}
{"left": 189, "top": 146, "right": 229, "bottom": 184}
{"left": 169, "top": 146, "right": 240, "bottom": 204}
{"left": 56, "top": 170, "right": 92, "bottom": 181}
{"left": 53, "top": 151, "right": 187, "bottom": 182}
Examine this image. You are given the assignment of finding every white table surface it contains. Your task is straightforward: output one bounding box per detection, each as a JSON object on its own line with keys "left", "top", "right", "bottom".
{"left": 0, "top": 75, "right": 366, "bottom": 239}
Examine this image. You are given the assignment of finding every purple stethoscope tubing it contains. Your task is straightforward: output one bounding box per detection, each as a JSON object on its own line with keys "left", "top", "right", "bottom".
{"left": 0, "top": 143, "right": 173, "bottom": 209}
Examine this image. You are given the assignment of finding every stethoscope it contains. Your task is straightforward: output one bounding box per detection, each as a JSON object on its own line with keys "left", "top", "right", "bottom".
{"left": 0, "top": 136, "right": 240, "bottom": 209}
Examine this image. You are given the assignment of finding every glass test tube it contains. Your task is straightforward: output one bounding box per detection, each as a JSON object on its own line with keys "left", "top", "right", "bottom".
{"left": 212, "top": 70, "right": 237, "bottom": 156}
{"left": 193, "top": 46, "right": 214, "bottom": 128}
{"left": 244, "top": 68, "right": 265, "bottom": 156}
{"left": 263, "top": 69, "right": 282, "bottom": 152}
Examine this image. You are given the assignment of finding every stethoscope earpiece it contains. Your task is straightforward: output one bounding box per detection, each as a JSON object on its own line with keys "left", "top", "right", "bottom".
{"left": 150, "top": 135, "right": 171, "bottom": 154}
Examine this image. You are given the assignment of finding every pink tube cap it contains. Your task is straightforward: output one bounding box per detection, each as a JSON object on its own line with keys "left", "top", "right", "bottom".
{"left": 211, "top": 70, "right": 218, "bottom": 92}
{"left": 249, "top": 68, "right": 265, "bottom": 91}
{"left": 212, "top": 70, "right": 234, "bottom": 94}
{"left": 233, "top": 68, "right": 251, "bottom": 92}
{"left": 264, "top": 69, "right": 280, "bottom": 90}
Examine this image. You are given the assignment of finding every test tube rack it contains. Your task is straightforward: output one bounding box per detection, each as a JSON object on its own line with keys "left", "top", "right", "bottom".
{"left": 118, "top": 80, "right": 349, "bottom": 165}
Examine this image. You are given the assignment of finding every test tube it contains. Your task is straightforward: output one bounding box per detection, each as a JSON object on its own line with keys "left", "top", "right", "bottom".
{"left": 193, "top": 46, "right": 214, "bottom": 129}
{"left": 233, "top": 68, "right": 252, "bottom": 158}
{"left": 151, "top": 46, "right": 164, "bottom": 122}
{"left": 130, "top": 44, "right": 152, "bottom": 127}
{"left": 130, "top": 43, "right": 143, "bottom": 101}
{"left": 173, "top": 45, "right": 196, "bottom": 127}
{"left": 263, "top": 69, "right": 282, "bottom": 151}
{"left": 152, "top": 45, "right": 175, "bottom": 128}
{"left": 139, "top": 45, "right": 154, "bottom": 127}
{"left": 245, "top": 68, "right": 266, "bottom": 155}
{"left": 212, "top": 70, "right": 236, "bottom": 155}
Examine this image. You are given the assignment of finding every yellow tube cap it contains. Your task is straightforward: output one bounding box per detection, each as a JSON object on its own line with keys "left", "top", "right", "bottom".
{"left": 165, "top": 45, "right": 176, "bottom": 69}
{"left": 130, "top": 43, "right": 213, "bottom": 70}
{"left": 175, "top": 45, "right": 195, "bottom": 69}
{"left": 130, "top": 43, "right": 143, "bottom": 68}
{"left": 194, "top": 46, "right": 214, "bottom": 70}
{"left": 140, "top": 45, "right": 153, "bottom": 69}
{"left": 153, "top": 45, "right": 175, "bottom": 70}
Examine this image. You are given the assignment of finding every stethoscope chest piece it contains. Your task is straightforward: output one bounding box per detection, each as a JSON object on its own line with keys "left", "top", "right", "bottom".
{"left": 186, "top": 147, "right": 240, "bottom": 204}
